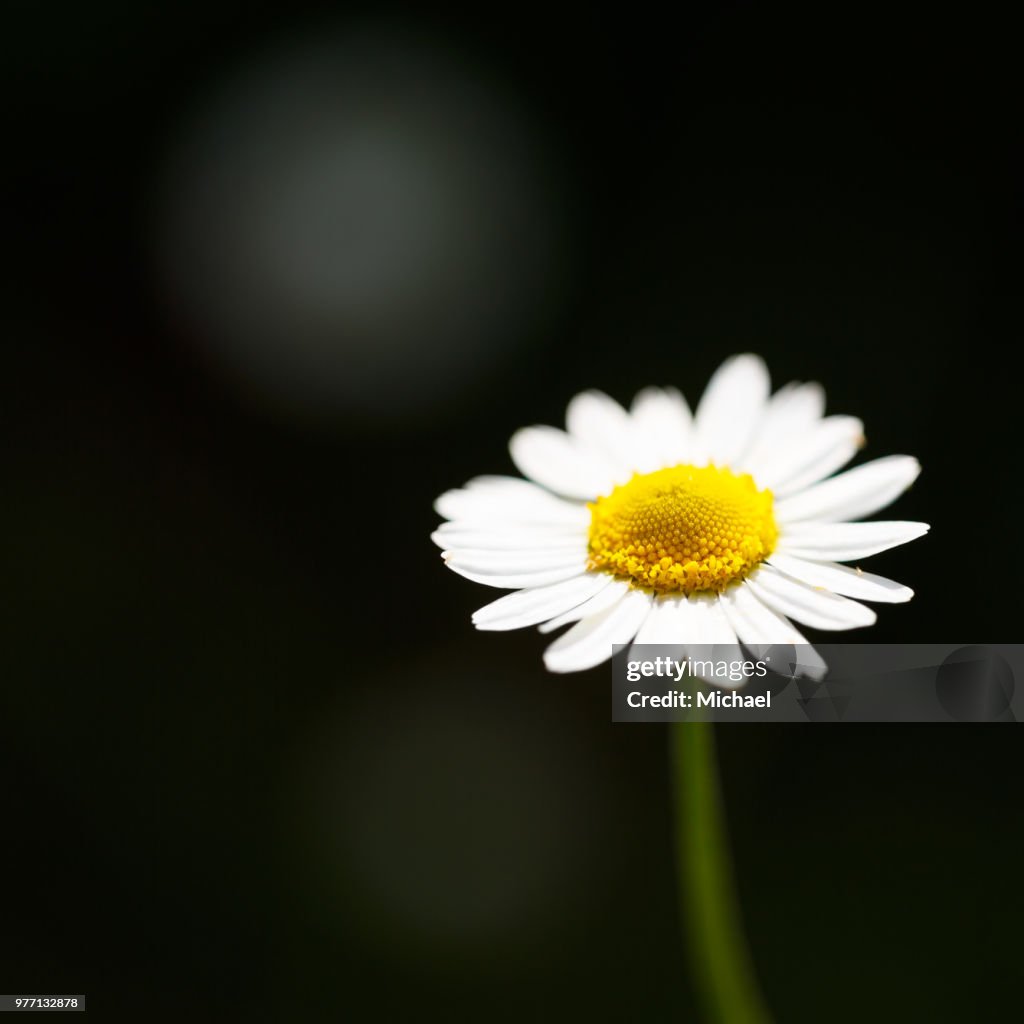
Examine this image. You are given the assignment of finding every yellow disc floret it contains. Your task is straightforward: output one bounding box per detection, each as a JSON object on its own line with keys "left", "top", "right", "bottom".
{"left": 587, "top": 464, "right": 777, "bottom": 594}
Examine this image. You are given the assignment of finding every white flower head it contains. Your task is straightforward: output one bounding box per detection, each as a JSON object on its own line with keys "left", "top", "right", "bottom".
{"left": 433, "top": 355, "right": 928, "bottom": 677}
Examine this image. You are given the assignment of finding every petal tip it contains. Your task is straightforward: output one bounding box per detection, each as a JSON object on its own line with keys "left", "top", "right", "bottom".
{"left": 542, "top": 652, "right": 573, "bottom": 673}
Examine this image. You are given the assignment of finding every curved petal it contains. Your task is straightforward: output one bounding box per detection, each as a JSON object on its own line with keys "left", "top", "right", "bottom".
{"left": 736, "top": 381, "right": 826, "bottom": 476}
{"left": 774, "top": 455, "right": 921, "bottom": 524}
{"left": 766, "top": 552, "right": 913, "bottom": 603}
{"left": 776, "top": 521, "right": 930, "bottom": 562}
{"left": 689, "top": 592, "right": 741, "bottom": 645}
{"left": 537, "top": 578, "right": 632, "bottom": 633}
{"left": 630, "top": 594, "right": 687, "bottom": 644}
{"left": 694, "top": 354, "right": 771, "bottom": 467}
{"left": 630, "top": 387, "right": 693, "bottom": 471}
{"left": 443, "top": 548, "right": 587, "bottom": 589}
{"left": 566, "top": 390, "right": 637, "bottom": 481}
{"left": 435, "top": 476, "right": 589, "bottom": 527}
{"left": 718, "top": 584, "right": 827, "bottom": 680}
{"left": 647, "top": 593, "right": 743, "bottom": 687}
{"left": 746, "top": 564, "right": 876, "bottom": 630}
{"left": 432, "top": 523, "right": 588, "bottom": 551}
{"left": 510, "top": 426, "right": 617, "bottom": 500}
{"left": 472, "top": 573, "right": 613, "bottom": 631}
{"left": 753, "top": 416, "right": 864, "bottom": 494}
{"left": 719, "top": 583, "right": 809, "bottom": 645}
{"left": 543, "top": 588, "right": 653, "bottom": 673}
{"left": 689, "top": 593, "right": 745, "bottom": 683}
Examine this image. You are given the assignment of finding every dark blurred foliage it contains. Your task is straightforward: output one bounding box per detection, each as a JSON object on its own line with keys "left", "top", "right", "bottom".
{"left": 2, "top": 2, "right": 1022, "bottom": 1021}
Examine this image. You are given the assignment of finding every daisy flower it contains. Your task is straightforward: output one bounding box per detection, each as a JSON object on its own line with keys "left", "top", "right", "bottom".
{"left": 433, "top": 354, "right": 928, "bottom": 677}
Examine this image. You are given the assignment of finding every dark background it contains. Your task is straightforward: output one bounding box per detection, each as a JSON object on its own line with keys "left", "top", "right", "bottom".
{"left": 3, "top": 3, "right": 1021, "bottom": 1020}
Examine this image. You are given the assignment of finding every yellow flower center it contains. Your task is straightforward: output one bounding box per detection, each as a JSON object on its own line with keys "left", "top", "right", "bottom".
{"left": 587, "top": 464, "right": 778, "bottom": 594}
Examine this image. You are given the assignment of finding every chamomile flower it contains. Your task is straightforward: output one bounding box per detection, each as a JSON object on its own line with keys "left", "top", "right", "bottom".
{"left": 433, "top": 355, "right": 928, "bottom": 676}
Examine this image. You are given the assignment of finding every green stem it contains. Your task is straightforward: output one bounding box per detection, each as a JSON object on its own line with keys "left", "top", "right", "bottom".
{"left": 670, "top": 722, "right": 772, "bottom": 1024}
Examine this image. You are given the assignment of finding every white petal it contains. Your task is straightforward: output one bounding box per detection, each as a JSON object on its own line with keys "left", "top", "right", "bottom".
{"left": 444, "top": 547, "right": 584, "bottom": 572}
{"left": 720, "top": 583, "right": 808, "bottom": 645}
{"left": 766, "top": 552, "right": 914, "bottom": 603}
{"left": 442, "top": 538, "right": 582, "bottom": 563}
{"left": 509, "top": 426, "right": 617, "bottom": 500}
{"left": 630, "top": 596, "right": 746, "bottom": 683}
{"left": 631, "top": 593, "right": 691, "bottom": 646}
{"left": 432, "top": 523, "right": 587, "bottom": 551}
{"left": 537, "top": 578, "right": 632, "bottom": 633}
{"left": 435, "top": 476, "right": 589, "bottom": 527}
{"left": 627, "top": 595, "right": 696, "bottom": 669}
{"left": 774, "top": 455, "right": 921, "bottom": 524}
{"left": 756, "top": 416, "right": 864, "bottom": 495}
{"left": 629, "top": 387, "right": 692, "bottom": 471}
{"left": 736, "top": 382, "right": 826, "bottom": 476}
{"left": 543, "top": 588, "right": 653, "bottom": 673}
{"left": 718, "top": 584, "right": 827, "bottom": 680}
{"left": 670, "top": 593, "right": 745, "bottom": 686}
{"left": 694, "top": 354, "right": 771, "bottom": 467}
{"left": 443, "top": 548, "right": 587, "bottom": 589}
{"left": 566, "top": 391, "right": 636, "bottom": 481}
{"left": 777, "top": 521, "right": 930, "bottom": 562}
{"left": 471, "top": 573, "right": 613, "bottom": 631}
{"left": 745, "top": 564, "right": 876, "bottom": 630}
{"left": 689, "top": 592, "right": 740, "bottom": 645}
